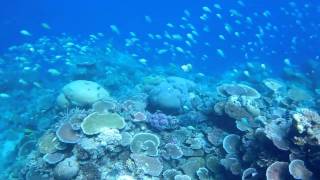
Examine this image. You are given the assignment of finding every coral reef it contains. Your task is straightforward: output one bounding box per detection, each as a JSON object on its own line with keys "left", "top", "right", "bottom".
{"left": 2, "top": 33, "right": 320, "bottom": 180}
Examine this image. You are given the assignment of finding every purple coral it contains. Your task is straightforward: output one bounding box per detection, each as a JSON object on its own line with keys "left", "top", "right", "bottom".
{"left": 146, "top": 111, "right": 179, "bottom": 131}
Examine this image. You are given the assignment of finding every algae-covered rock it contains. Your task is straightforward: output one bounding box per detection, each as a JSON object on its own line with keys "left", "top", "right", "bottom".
{"left": 165, "top": 143, "right": 183, "bottom": 159}
{"left": 180, "top": 157, "right": 205, "bottom": 178}
{"left": 57, "top": 80, "right": 110, "bottom": 108}
{"left": 223, "top": 95, "right": 260, "bottom": 120}
{"left": 292, "top": 108, "right": 320, "bottom": 146}
{"left": 174, "top": 175, "right": 192, "bottom": 180}
{"left": 264, "top": 117, "right": 292, "bottom": 151}
{"left": 217, "top": 83, "right": 261, "bottom": 98}
{"left": 220, "top": 154, "right": 242, "bottom": 175}
{"left": 38, "top": 132, "right": 60, "bottom": 154}
{"left": 18, "top": 140, "right": 37, "bottom": 158}
{"left": 287, "top": 87, "right": 313, "bottom": 102}
{"left": 163, "top": 169, "right": 183, "bottom": 180}
{"left": 120, "top": 132, "right": 133, "bottom": 146}
{"left": 130, "top": 153, "right": 163, "bottom": 176}
{"left": 81, "top": 112, "right": 125, "bottom": 135}
{"left": 206, "top": 155, "right": 221, "bottom": 173}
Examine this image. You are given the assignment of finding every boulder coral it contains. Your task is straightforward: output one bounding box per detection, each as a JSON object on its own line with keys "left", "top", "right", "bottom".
{"left": 147, "top": 77, "right": 195, "bottom": 114}
{"left": 57, "top": 80, "right": 110, "bottom": 108}
{"left": 54, "top": 156, "right": 79, "bottom": 180}
{"left": 148, "top": 82, "right": 183, "bottom": 114}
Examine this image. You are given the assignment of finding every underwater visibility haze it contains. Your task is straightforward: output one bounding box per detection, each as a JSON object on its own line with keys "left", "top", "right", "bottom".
{"left": 0, "top": 0, "right": 320, "bottom": 179}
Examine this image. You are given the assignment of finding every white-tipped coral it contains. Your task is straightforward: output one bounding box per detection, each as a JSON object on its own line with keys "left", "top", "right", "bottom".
{"left": 266, "top": 161, "right": 289, "bottom": 180}
{"left": 289, "top": 159, "right": 313, "bottom": 180}
{"left": 242, "top": 168, "right": 258, "bottom": 180}
{"left": 222, "top": 134, "right": 241, "bottom": 154}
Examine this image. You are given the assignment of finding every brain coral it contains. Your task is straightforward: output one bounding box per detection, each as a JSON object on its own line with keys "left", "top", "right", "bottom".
{"left": 54, "top": 156, "right": 79, "bottom": 180}
{"left": 57, "top": 80, "right": 110, "bottom": 108}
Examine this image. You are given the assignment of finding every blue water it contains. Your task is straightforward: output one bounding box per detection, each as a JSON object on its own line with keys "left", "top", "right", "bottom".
{"left": 1, "top": 0, "right": 320, "bottom": 179}
{"left": 2, "top": 1, "right": 319, "bottom": 72}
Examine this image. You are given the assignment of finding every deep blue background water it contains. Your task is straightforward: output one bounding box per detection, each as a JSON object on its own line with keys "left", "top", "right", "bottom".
{"left": 0, "top": 0, "right": 319, "bottom": 74}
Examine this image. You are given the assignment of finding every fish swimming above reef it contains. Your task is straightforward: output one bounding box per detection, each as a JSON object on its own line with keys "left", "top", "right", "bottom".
{"left": 20, "top": 30, "right": 32, "bottom": 36}
{"left": 0, "top": 1, "right": 320, "bottom": 180}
